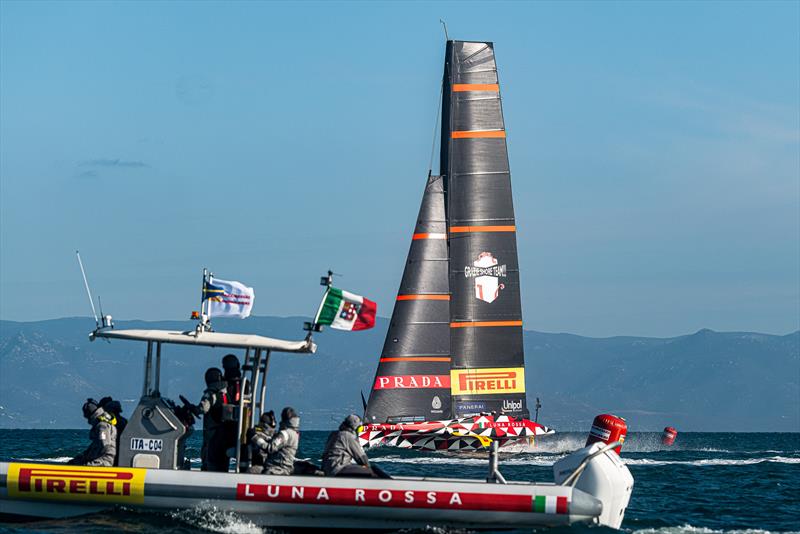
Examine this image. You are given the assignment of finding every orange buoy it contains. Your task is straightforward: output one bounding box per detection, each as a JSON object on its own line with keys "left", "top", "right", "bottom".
{"left": 662, "top": 426, "right": 678, "bottom": 446}
{"left": 586, "top": 414, "right": 627, "bottom": 455}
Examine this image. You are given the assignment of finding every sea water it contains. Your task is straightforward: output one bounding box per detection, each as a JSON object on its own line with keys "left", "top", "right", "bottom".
{"left": 0, "top": 431, "right": 797, "bottom": 533}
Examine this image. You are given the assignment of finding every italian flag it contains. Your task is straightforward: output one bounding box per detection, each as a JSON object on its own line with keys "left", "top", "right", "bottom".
{"left": 533, "top": 495, "right": 569, "bottom": 514}
{"left": 315, "top": 287, "right": 377, "bottom": 331}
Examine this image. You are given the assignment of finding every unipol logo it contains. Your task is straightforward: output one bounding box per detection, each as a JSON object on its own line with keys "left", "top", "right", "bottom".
{"left": 464, "top": 252, "right": 506, "bottom": 303}
{"left": 502, "top": 399, "right": 523, "bottom": 412}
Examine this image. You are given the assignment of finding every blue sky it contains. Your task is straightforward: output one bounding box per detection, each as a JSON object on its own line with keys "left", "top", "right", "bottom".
{"left": 1, "top": 1, "right": 798, "bottom": 337}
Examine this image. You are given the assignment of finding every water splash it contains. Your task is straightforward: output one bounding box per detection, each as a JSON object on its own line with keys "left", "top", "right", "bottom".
{"left": 170, "top": 501, "right": 264, "bottom": 534}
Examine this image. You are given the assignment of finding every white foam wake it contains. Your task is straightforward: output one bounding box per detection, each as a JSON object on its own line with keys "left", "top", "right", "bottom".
{"left": 623, "top": 456, "right": 800, "bottom": 467}
{"left": 372, "top": 454, "right": 800, "bottom": 467}
{"left": 16, "top": 456, "right": 72, "bottom": 463}
{"left": 372, "top": 454, "right": 566, "bottom": 466}
{"left": 631, "top": 524, "right": 800, "bottom": 534}
{"left": 170, "top": 501, "right": 263, "bottom": 534}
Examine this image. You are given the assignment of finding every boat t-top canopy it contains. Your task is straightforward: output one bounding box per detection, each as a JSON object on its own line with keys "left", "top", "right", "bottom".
{"left": 90, "top": 328, "right": 316, "bottom": 353}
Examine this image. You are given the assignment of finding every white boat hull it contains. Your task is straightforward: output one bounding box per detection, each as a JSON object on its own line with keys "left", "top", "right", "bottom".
{"left": 0, "top": 462, "right": 602, "bottom": 529}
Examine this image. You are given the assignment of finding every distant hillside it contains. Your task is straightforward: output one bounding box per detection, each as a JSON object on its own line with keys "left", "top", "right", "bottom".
{"left": 0, "top": 317, "right": 797, "bottom": 431}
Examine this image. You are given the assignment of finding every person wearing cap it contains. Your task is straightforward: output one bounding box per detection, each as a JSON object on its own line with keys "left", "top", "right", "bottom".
{"left": 68, "top": 399, "right": 118, "bottom": 467}
{"left": 256, "top": 406, "right": 300, "bottom": 475}
{"left": 193, "top": 367, "right": 228, "bottom": 471}
{"left": 321, "top": 414, "right": 374, "bottom": 477}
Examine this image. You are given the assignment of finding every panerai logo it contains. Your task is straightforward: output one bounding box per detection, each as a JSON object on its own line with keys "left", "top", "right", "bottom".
{"left": 464, "top": 252, "right": 506, "bottom": 303}
{"left": 502, "top": 399, "right": 523, "bottom": 411}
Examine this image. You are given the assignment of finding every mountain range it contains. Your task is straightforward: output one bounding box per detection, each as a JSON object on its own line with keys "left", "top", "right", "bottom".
{"left": 0, "top": 316, "right": 797, "bottom": 431}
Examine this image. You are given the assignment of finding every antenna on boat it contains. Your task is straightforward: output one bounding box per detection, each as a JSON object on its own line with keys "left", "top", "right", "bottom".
{"left": 76, "top": 250, "right": 99, "bottom": 328}
{"left": 535, "top": 397, "right": 542, "bottom": 423}
{"left": 76, "top": 251, "right": 114, "bottom": 330}
{"left": 439, "top": 19, "right": 449, "bottom": 41}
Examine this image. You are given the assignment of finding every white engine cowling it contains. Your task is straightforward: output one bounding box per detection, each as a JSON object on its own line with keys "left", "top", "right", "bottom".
{"left": 553, "top": 443, "right": 634, "bottom": 529}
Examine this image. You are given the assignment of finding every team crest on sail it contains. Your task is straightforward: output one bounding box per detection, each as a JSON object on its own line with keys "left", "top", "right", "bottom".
{"left": 464, "top": 252, "right": 506, "bottom": 303}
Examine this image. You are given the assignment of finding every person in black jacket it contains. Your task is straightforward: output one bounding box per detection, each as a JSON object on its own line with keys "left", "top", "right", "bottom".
{"left": 193, "top": 367, "right": 228, "bottom": 471}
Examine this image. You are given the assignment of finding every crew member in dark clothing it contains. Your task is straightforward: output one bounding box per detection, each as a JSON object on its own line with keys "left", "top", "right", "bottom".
{"left": 98, "top": 396, "right": 127, "bottom": 465}
{"left": 68, "top": 399, "right": 117, "bottom": 467}
{"left": 221, "top": 354, "right": 242, "bottom": 404}
{"left": 193, "top": 367, "right": 228, "bottom": 471}
{"left": 98, "top": 396, "right": 127, "bottom": 435}
{"left": 256, "top": 406, "right": 300, "bottom": 475}
{"left": 321, "top": 414, "right": 375, "bottom": 477}
{"left": 247, "top": 411, "right": 276, "bottom": 473}
{"left": 220, "top": 354, "right": 243, "bottom": 461}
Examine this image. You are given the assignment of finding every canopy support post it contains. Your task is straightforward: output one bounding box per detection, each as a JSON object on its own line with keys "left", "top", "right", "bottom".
{"left": 250, "top": 349, "right": 263, "bottom": 428}
{"left": 259, "top": 350, "right": 271, "bottom": 415}
{"left": 143, "top": 341, "right": 153, "bottom": 397}
{"left": 487, "top": 440, "right": 507, "bottom": 484}
{"left": 154, "top": 342, "right": 162, "bottom": 396}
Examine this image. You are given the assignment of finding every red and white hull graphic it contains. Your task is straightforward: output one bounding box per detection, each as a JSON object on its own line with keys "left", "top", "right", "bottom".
{"left": 359, "top": 414, "right": 554, "bottom": 451}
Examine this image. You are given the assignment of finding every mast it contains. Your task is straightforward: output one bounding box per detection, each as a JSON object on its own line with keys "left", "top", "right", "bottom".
{"left": 364, "top": 174, "right": 451, "bottom": 423}
{"left": 441, "top": 41, "right": 529, "bottom": 419}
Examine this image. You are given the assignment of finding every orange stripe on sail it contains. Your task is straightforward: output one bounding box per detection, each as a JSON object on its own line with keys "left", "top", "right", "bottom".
{"left": 412, "top": 232, "right": 447, "bottom": 240}
{"left": 449, "top": 225, "right": 516, "bottom": 233}
{"left": 379, "top": 357, "right": 451, "bottom": 362}
{"left": 452, "top": 83, "right": 499, "bottom": 92}
{"left": 451, "top": 130, "right": 506, "bottom": 139}
{"left": 396, "top": 294, "right": 450, "bottom": 301}
{"left": 450, "top": 320, "right": 523, "bottom": 328}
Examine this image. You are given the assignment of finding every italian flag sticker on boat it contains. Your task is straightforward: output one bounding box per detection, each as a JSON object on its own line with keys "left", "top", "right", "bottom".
{"left": 533, "top": 495, "right": 568, "bottom": 514}
{"left": 315, "top": 287, "right": 377, "bottom": 331}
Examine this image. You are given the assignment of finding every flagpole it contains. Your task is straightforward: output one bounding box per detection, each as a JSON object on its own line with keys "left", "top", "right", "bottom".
{"left": 312, "top": 286, "right": 330, "bottom": 327}
{"left": 206, "top": 271, "right": 213, "bottom": 328}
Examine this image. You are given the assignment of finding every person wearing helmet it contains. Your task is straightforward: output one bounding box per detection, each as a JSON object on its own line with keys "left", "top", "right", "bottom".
{"left": 247, "top": 410, "right": 276, "bottom": 473}
{"left": 67, "top": 399, "right": 118, "bottom": 466}
{"left": 194, "top": 367, "right": 228, "bottom": 471}
{"left": 255, "top": 406, "right": 300, "bottom": 475}
{"left": 321, "top": 414, "right": 373, "bottom": 477}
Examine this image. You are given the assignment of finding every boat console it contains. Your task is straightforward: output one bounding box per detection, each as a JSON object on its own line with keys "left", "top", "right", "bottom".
{"left": 118, "top": 394, "right": 189, "bottom": 469}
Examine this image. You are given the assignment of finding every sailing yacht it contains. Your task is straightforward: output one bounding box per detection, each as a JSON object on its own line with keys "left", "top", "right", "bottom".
{"left": 360, "top": 41, "right": 554, "bottom": 451}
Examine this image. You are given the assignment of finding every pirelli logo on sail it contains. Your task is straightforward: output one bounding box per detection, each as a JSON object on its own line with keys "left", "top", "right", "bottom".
{"left": 450, "top": 368, "right": 526, "bottom": 396}
{"left": 7, "top": 463, "right": 145, "bottom": 504}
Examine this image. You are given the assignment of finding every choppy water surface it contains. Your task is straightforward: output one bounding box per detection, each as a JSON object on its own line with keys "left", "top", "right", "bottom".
{"left": 0, "top": 431, "right": 797, "bottom": 534}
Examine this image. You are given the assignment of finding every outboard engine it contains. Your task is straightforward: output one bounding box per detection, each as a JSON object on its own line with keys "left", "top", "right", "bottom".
{"left": 553, "top": 415, "right": 634, "bottom": 529}
{"left": 117, "top": 395, "right": 189, "bottom": 469}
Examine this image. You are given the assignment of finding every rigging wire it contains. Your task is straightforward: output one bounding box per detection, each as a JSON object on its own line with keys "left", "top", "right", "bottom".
{"left": 427, "top": 80, "right": 443, "bottom": 176}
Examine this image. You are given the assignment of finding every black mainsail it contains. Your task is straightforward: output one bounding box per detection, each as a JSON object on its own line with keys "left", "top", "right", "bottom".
{"left": 442, "top": 41, "right": 528, "bottom": 419}
{"left": 364, "top": 174, "right": 452, "bottom": 423}
{"left": 364, "top": 40, "right": 536, "bottom": 432}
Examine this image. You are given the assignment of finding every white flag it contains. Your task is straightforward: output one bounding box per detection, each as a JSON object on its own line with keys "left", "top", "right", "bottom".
{"left": 204, "top": 277, "right": 255, "bottom": 319}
